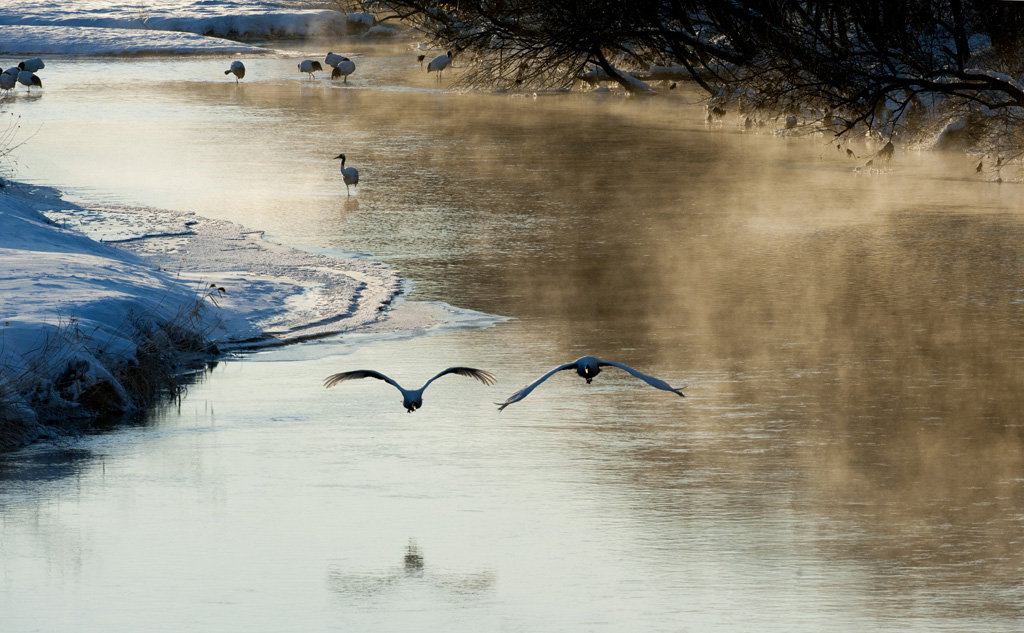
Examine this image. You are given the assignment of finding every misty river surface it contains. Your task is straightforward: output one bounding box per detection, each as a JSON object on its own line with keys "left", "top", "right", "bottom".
{"left": 3, "top": 44, "right": 1024, "bottom": 631}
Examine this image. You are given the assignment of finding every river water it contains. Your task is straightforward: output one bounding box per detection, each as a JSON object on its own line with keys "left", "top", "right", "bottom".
{"left": 2, "top": 43, "right": 1024, "bottom": 632}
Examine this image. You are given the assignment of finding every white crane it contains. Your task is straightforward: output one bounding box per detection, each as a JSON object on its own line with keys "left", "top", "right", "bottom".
{"left": 17, "top": 71, "right": 41, "bottom": 91}
{"left": 331, "top": 58, "right": 355, "bottom": 82}
{"left": 334, "top": 153, "right": 359, "bottom": 195}
{"left": 18, "top": 58, "right": 44, "bottom": 73}
{"left": 498, "top": 356, "right": 685, "bottom": 411}
{"left": 224, "top": 61, "right": 245, "bottom": 82}
{"left": 298, "top": 59, "right": 323, "bottom": 79}
{"left": 0, "top": 69, "right": 17, "bottom": 92}
{"left": 427, "top": 50, "right": 452, "bottom": 79}
{"left": 324, "top": 367, "right": 497, "bottom": 412}
{"left": 324, "top": 52, "right": 346, "bottom": 68}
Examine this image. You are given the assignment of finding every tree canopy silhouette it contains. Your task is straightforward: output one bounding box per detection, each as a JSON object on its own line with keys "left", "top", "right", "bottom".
{"left": 367, "top": 1, "right": 1024, "bottom": 156}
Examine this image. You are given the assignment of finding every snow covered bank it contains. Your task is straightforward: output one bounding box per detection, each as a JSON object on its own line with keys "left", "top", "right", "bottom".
{"left": 40, "top": 201, "right": 403, "bottom": 346}
{"left": 0, "top": 0, "right": 377, "bottom": 46}
{"left": 0, "top": 25, "right": 270, "bottom": 56}
{"left": 0, "top": 183, "right": 401, "bottom": 449}
{"left": 0, "top": 186, "right": 229, "bottom": 447}
{"left": 0, "top": 0, "right": 385, "bottom": 56}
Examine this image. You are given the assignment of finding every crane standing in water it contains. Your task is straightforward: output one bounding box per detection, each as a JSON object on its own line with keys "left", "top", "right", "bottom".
{"left": 298, "top": 59, "right": 323, "bottom": 79}
{"left": 333, "top": 153, "right": 359, "bottom": 195}
{"left": 224, "top": 61, "right": 245, "bottom": 83}
{"left": 427, "top": 50, "right": 452, "bottom": 79}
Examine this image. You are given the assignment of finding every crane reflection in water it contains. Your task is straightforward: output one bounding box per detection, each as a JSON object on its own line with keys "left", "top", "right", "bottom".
{"left": 327, "top": 539, "right": 496, "bottom": 598}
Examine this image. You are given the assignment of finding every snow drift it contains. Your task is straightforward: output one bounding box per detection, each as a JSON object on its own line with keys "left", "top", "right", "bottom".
{"left": 0, "top": 24, "right": 270, "bottom": 56}
{"left": 0, "top": 184, "right": 401, "bottom": 449}
{"left": 0, "top": 0, "right": 377, "bottom": 44}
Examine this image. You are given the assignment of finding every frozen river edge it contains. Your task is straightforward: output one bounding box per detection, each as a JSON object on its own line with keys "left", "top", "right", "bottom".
{"left": 0, "top": 182, "right": 478, "bottom": 450}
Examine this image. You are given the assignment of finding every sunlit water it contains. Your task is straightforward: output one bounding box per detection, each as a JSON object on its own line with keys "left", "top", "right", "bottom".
{"left": 3, "top": 43, "right": 1024, "bottom": 632}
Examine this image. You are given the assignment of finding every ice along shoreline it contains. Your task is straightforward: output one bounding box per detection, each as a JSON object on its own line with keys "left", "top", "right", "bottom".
{"left": 0, "top": 181, "right": 488, "bottom": 451}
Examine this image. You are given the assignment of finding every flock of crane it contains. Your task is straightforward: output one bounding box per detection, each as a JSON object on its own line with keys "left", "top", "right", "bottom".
{"left": 1, "top": 49, "right": 450, "bottom": 93}
{"left": 324, "top": 356, "right": 687, "bottom": 413}
{"left": 2, "top": 46, "right": 452, "bottom": 91}
{"left": 2, "top": 48, "right": 453, "bottom": 93}
{"left": 222, "top": 48, "right": 453, "bottom": 85}
{"left": 2, "top": 44, "right": 455, "bottom": 96}
{"left": 1, "top": 58, "right": 44, "bottom": 92}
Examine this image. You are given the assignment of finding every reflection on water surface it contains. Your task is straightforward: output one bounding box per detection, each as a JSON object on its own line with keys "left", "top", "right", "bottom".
{"left": 1, "top": 44, "right": 1024, "bottom": 632}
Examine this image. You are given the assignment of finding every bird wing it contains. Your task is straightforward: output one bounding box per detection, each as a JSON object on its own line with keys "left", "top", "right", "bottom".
{"left": 497, "top": 362, "right": 576, "bottom": 411}
{"left": 423, "top": 367, "right": 497, "bottom": 390}
{"left": 597, "top": 360, "right": 686, "bottom": 397}
{"left": 324, "top": 370, "right": 404, "bottom": 393}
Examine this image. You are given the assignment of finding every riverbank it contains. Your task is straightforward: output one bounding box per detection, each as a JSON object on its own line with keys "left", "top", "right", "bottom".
{"left": 0, "top": 181, "right": 412, "bottom": 450}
